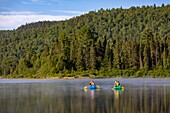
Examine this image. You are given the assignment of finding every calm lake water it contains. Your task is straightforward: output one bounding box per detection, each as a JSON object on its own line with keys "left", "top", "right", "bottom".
{"left": 0, "top": 78, "right": 170, "bottom": 113}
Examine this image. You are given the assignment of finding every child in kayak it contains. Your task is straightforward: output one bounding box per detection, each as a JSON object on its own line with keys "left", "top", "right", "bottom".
{"left": 113, "top": 80, "right": 124, "bottom": 90}
{"left": 84, "top": 81, "right": 100, "bottom": 89}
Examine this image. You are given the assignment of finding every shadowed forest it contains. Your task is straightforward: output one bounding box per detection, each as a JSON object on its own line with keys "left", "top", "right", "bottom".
{"left": 0, "top": 4, "right": 170, "bottom": 78}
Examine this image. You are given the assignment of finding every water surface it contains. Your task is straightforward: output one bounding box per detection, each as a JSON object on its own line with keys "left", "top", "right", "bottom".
{"left": 0, "top": 78, "right": 170, "bottom": 113}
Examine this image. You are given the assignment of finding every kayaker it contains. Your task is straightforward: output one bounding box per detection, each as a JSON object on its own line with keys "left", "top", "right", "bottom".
{"left": 114, "top": 80, "right": 120, "bottom": 87}
{"left": 89, "top": 81, "right": 95, "bottom": 86}
{"left": 113, "top": 80, "right": 124, "bottom": 90}
{"left": 84, "top": 81, "right": 100, "bottom": 89}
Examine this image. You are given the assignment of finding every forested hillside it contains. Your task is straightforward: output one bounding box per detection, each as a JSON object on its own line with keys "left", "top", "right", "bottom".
{"left": 0, "top": 4, "right": 170, "bottom": 78}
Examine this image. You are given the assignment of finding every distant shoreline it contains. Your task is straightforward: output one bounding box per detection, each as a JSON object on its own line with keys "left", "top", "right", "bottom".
{"left": 1, "top": 76, "right": 170, "bottom": 80}
{"left": 0, "top": 76, "right": 90, "bottom": 80}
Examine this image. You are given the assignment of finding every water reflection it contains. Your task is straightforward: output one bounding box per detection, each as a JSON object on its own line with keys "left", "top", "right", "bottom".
{"left": 0, "top": 79, "right": 170, "bottom": 113}
{"left": 113, "top": 89, "right": 124, "bottom": 100}
{"left": 84, "top": 88, "right": 100, "bottom": 100}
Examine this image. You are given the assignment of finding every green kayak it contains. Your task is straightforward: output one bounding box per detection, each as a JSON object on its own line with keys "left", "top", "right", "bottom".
{"left": 113, "top": 85, "right": 124, "bottom": 90}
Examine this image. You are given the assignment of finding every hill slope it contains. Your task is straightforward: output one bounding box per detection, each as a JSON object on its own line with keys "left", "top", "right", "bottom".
{"left": 0, "top": 4, "right": 170, "bottom": 78}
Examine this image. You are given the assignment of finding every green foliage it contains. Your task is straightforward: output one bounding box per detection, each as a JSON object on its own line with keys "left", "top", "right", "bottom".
{"left": 0, "top": 5, "right": 170, "bottom": 78}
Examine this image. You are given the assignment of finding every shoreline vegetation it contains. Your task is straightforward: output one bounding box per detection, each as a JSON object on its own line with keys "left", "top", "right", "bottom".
{"left": 0, "top": 4, "right": 170, "bottom": 79}
{"left": 2, "top": 68, "right": 170, "bottom": 79}
{"left": 1, "top": 76, "right": 170, "bottom": 79}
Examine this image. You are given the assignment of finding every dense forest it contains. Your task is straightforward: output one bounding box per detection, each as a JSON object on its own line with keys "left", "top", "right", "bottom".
{"left": 0, "top": 4, "right": 170, "bottom": 78}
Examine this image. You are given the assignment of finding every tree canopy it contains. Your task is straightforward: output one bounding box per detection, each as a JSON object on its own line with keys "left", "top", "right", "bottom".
{"left": 0, "top": 4, "right": 170, "bottom": 78}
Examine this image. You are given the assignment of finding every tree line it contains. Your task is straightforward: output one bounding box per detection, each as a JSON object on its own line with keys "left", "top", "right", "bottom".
{"left": 0, "top": 4, "right": 170, "bottom": 78}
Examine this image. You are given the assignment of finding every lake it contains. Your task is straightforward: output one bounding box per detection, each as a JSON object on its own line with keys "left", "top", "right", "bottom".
{"left": 0, "top": 78, "right": 170, "bottom": 113}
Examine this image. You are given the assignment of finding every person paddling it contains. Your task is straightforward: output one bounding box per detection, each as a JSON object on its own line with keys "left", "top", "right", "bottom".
{"left": 113, "top": 80, "right": 124, "bottom": 90}
{"left": 83, "top": 81, "right": 100, "bottom": 89}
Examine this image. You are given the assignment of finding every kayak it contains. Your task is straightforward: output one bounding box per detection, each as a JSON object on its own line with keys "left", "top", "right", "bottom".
{"left": 84, "top": 85, "right": 100, "bottom": 89}
{"left": 90, "top": 85, "right": 100, "bottom": 89}
{"left": 112, "top": 85, "right": 124, "bottom": 90}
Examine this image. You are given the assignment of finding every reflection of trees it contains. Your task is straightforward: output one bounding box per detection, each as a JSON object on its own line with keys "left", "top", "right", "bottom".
{"left": 113, "top": 89, "right": 124, "bottom": 100}
{"left": 0, "top": 84, "right": 170, "bottom": 113}
{"left": 121, "top": 87, "right": 170, "bottom": 113}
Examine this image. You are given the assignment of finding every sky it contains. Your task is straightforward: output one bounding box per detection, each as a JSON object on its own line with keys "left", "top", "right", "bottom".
{"left": 0, "top": 0, "right": 169, "bottom": 30}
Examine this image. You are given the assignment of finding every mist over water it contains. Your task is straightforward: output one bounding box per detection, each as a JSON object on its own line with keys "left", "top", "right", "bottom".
{"left": 0, "top": 78, "right": 170, "bottom": 113}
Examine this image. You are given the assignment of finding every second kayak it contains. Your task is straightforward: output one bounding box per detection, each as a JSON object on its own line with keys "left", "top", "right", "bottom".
{"left": 113, "top": 85, "right": 124, "bottom": 90}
